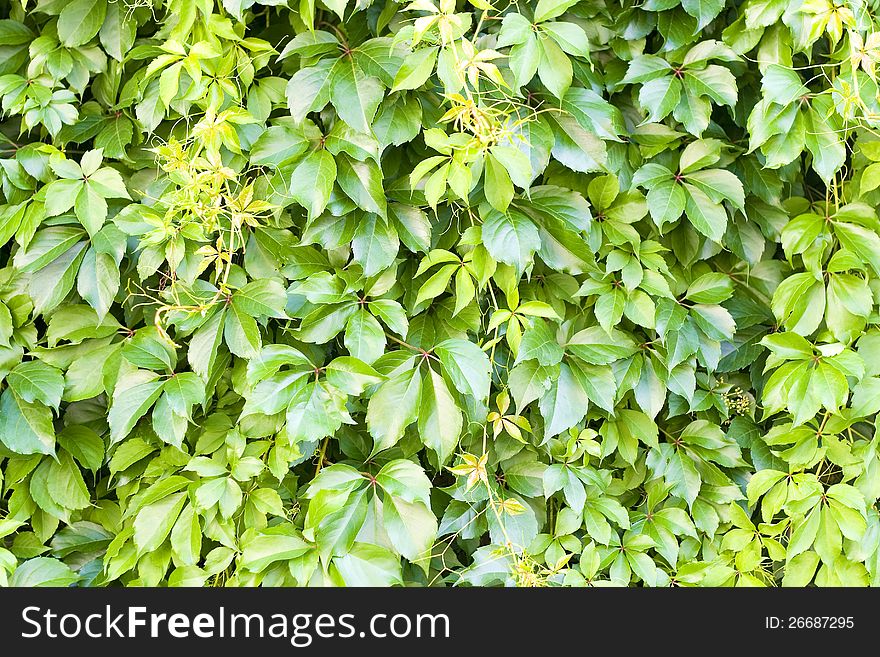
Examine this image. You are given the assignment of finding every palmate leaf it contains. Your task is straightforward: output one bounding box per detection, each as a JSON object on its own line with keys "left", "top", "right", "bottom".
{"left": 0, "top": 0, "right": 878, "bottom": 590}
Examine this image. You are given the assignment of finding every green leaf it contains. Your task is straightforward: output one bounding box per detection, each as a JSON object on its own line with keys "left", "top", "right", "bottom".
{"left": 515, "top": 319, "right": 564, "bottom": 366}
{"left": 639, "top": 76, "right": 681, "bottom": 123}
{"left": 508, "top": 360, "right": 555, "bottom": 413}
{"left": 333, "top": 543, "right": 402, "bottom": 586}
{"left": 570, "top": 359, "right": 616, "bottom": 412}
{"left": 540, "top": 363, "right": 589, "bottom": 436}
{"left": 685, "top": 65, "right": 737, "bottom": 107}
{"left": 833, "top": 221, "right": 880, "bottom": 277}
{"left": 285, "top": 381, "right": 349, "bottom": 444}
{"left": 75, "top": 183, "right": 108, "bottom": 235}
{"left": 804, "top": 99, "right": 845, "bottom": 184}
{"left": 623, "top": 55, "right": 674, "bottom": 84}
{"left": 383, "top": 496, "right": 437, "bottom": 570}
{"left": 133, "top": 492, "right": 187, "bottom": 554}
{"left": 330, "top": 59, "right": 384, "bottom": 134}
{"left": 286, "top": 62, "right": 333, "bottom": 122}
{"left": 57, "top": 425, "right": 105, "bottom": 472}
{"left": 594, "top": 287, "right": 626, "bottom": 332}
{"left": 369, "top": 298, "right": 409, "bottom": 336}
{"left": 108, "top": 370, "right": 165, "bottom": 443}
{"left": 491, "top": 145, "right": 533, "bottom": 190}
{"left": 537, "top": 34, "right": 573, "bottom": 99}
{"left": 484, "top": 154, "right": 515, "bottom": 212}
{"left": 761, "top": 332, "right": 813, "bottom": 359}
{"left": 77, "top": 248, "right": 120, "bottom": 321}
{"left": 351, "top": 212, "right": 397, "bottom": 276}
{"left": 345, "top": 308, "right": 386, "bottom": 364}
{"left": 290, "top": 150, "right": 336, "bottom": 219}
{"left": 233, "top": 279, "right": 288, "bottom": 318}
{"left": 43, "top": 179, "right": 83, "bottom": 217}
{"left": 7, "top": 360, "right": 64, "bottom": 410}
{"left": 170, "top": 505, "right": 202, "bottom": 566}
{"left": 685, "top": 272, "right": 734, "bottom": 304}
{"left": 548, "top": 113, "right": 608, "bottom": 173}
{"left": 187, "top": 310, "right": 225, "bottom": 380}
{"left": 684, "top": 169, "right": 744, "bottom": 209}
{"left": 542, "top": 22, "right": 590, "bottom": 57}
{"left": 376, "top": 459, "right": 432, "bottom": 506}
{"left": 762, "top": 64, "right": 809, "bottom": 105}
{"left": 434, "top": 338, "right": 491, "bottom": 400}
{"left": 683, "top": 183, "right": 728, "bottom": 242}
{"left": 771, "top": 273, "right": 825, "bottom": 336}
{"left": 392, "top": 47, "right": 438, "bottom": 91}
{"left": 325, "top": 356, "right": 383, "bottom": 395}
{"left": 315, "top": 488, "right": 368, "bottom": 561}
{"left": 481, "top": 208, "right": 540, "bottom": 273}
{"left": 681, "top": 0, "right": 724, "bottom": 30}
{"left": 373, "top": 97, "right": 423, "bottom": 150}
{"left": 667, "top": 450, "right": 702, "bottom": 507}
{"left": 646, "top": 181, "right": 686, "bottom": 227}
{"left": 100, "top": 0, "right": 136, "bottom": 62}
{"left": 123, "top": 328, "right": 177, "bottom": 371}
{"left": 418, "top": 365, "right": 463, "bottom": 463}
{"left": 0, "top": 389, "right": 56, "bottom": 456}
{"left": 108, "top": 437, "right": 156, "bottom": 474}
{"left": 367, "top": 367, "right": 422, "bottom": 454}
{"left": 240, "top": 525, "right": 311, "bottom": 572}
{"left": 337, "top": 156, "right": 387, "bottom": 218}
{"left": 48, "top": 450, "right": 91, "bottom": 510}
{"left": 10, "top": 557, "right": 78, "bottom": 587}
{"left": 788, "top": 508, "right": 821, "bottom": 558}
{"left": 58, "top": 0, "right": 107, "bottom": 48}
{"left": 509, "top": 35, "right": 540, "bottom": 88}
{"left": 534, "top": 0, "right": 579, "bottom": 22}
{"left": 566, "top": 326, "right": 639, "bottom": 364}
{"left": 632, "top": 163, "right": 675, "bottom": 189}
{"left": 250, "top": 125, "right": 309, "bottom": 167}
{"left": 224, "top": 303, "right": 262, "bottom": 358}
{"left": 782, "top": 551, "right": 820, "bottom": 587}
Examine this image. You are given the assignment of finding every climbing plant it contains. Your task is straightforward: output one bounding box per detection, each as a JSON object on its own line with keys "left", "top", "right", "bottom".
{"left": 1, "top": 0, "right": 880, "bottom": 587}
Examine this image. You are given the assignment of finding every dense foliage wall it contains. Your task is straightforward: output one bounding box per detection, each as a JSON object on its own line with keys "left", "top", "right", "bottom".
{"left": 1, "top": 0, "right": 880, "bottom": 587}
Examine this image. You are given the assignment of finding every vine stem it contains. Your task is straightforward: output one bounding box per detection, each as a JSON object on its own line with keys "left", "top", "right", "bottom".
{"left": 314, "top": 437, "right": 330, "bottom": 477}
